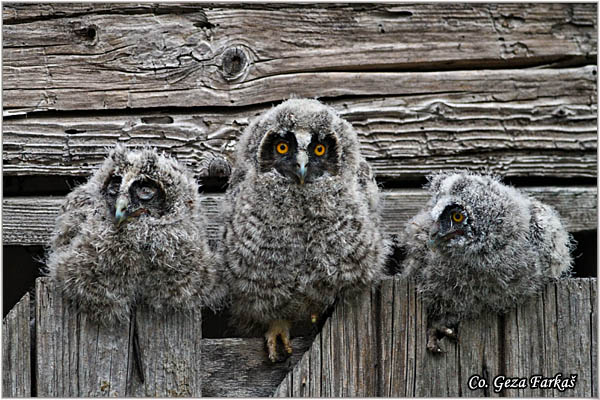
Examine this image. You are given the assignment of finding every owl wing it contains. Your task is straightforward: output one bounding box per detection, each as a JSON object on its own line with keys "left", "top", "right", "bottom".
{"left": 49, "top": 185, "right": 96, "bottom": 252}
{"left": 399, "top": 209, "right": 433, "bottom": 280}
{"left": 529, "top": 199, "right": 574, "bottom": 278}
{"left": 357, "top": 159, "right": 380, "bottom": 215}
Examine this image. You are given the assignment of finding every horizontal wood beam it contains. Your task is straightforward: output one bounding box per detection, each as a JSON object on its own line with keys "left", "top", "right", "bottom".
{"left": 2, "top": 186, "right": 596, "bottom": 246}
{"left": 3, "top": 67, "right": 597, "bottom": 180}
{"left": 3, "top": 4, "right": 596, "bottom": 111}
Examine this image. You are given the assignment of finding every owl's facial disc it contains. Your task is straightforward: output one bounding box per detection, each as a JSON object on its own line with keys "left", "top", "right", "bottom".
{"left": 259, "top": 130, "right": 339, "bottom": 185}
{"left": 428, "top": 204, "right": 468, "bottom": 249}
{"left": 104, "top": 175, "right": 163, "bottom": 227}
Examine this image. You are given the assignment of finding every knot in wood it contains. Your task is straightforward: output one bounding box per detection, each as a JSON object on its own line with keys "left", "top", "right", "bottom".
{"left": 221, "top": 47, "right": 248, "bottom": 81}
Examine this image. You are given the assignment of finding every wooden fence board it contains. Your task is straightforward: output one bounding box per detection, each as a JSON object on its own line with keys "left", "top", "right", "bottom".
{"left": 35, "top": 277, "right": 202, "bottom": 397}
{"left": 2, "top": 292, "right": 31, "bottom": 397}
{"left": 3, "top": 4, "right": 596, "bottom": 111}
{"left": 3, "top": 67, "right": 597, "bottom": 179}
{"left": 275, "top": 277, "right": 597, "bottom": 397}
{"left": 201, "top": 337, "right": 312, "bottom": 397}
{"left": 3, "top": 186, "right": 596, "bottom": 246}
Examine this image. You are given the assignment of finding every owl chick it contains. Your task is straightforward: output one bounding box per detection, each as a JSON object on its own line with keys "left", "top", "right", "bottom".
{"left": 46, "top": 145, "right": 224, "bottom": 327}
{"left": 400, "top": 171, "right": 574, "bottom": 353}
{"left": 220, "top": 99, "right": 390, "bottom": 362}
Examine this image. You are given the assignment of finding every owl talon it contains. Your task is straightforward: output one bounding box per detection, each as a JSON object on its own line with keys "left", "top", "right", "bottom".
{"left": 265, "top": 319, "right": 293, "bottom": 363}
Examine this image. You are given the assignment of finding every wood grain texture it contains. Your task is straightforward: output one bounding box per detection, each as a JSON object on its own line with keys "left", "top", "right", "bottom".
{"left": 3, "top": 3, "right": 596, "bottom": 111}
{"left": 35, "top": 277, "right": 202, "bottom": 397}
{"left": 2, "top": 292, "right": 31, "bottom": 397}
{"left": 503, "top": 279, "right": 596, "bottom": 397}
{"left": 3, "top": 67, "right": 597, "bottom": 180}
{"left": 2, "top": 186, "right": 596, "bottom": 246}
{"left": 275, "top": 277, "right": 597, "bottom": 397}
{"left": 273, "top": 288, "right": 379, "bottom": 397}
{"left": 201, "top": 337, "right": 312, "bottom": 397}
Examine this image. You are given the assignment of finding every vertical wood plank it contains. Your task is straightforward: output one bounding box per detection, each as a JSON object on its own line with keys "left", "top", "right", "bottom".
{"left": 553, "top": 279, "right": 594, "bottom": 397}
{"left": 458, "top": 312, "right": 502, "bottom": 397}
{"left": 36, "top": 277, "right": 130, "bottom": 396}
{"left": 590, "top": 280, "right": 597, "bottom": 398}
{"left": 129, "top": 305, "right": 202, "bottom": 397}
{"left": 2, "top": 292, "right": 31, "bottom": 397}
{"left": 34, "top": 278, "right": 202, "bottom": 396}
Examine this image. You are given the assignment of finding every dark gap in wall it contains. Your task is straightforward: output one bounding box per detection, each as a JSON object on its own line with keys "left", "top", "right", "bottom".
{"left": 8, "top": 174, "right": 594, "bottom": 197}
{"left": 571, "top": 230, "right": 597, "bottom": 278}
{"left": 3, "top": 246, "right": 45, "bottom": 317}
{"left": 3, "top": 175, "right": 228, "bottom": 196}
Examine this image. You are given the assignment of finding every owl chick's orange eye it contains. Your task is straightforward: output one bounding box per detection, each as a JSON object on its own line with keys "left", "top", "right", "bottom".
{"left": 314, "top": 144, "right": 326, "bottom": 156}
{"left": 451, "top": 211, "right": 465, "bottom": 223}
{"left": 276, "top": 142, "right": 289, "bottom": 154}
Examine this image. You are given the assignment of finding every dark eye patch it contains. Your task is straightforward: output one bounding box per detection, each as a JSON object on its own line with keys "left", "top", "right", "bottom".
{"left": 131, "top": 179, "right": 160, "bottom": 202}
{"left": 259, "top": 131, "right": 297, "bottom": 172}
{"left": 308, "top": 134, "right": 339, "bottom": 175}
{"left": 104, "top": 175, "right": 122, "bottom": 197}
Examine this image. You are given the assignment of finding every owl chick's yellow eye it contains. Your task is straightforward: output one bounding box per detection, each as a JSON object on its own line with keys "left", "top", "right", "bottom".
{"left": 314, "top": 144, "right": 326, "bottom": 156}
{"left": 276, "top": 142, "right": 289, "bottom": 154}
{"left": 451, "top": 212, "right": 465, "bottom": 223}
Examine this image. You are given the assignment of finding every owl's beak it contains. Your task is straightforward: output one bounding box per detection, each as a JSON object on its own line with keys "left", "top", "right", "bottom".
{"left": 115, "top": 196, "right": 129, "bottom": 227}
{"left": 296, "top": 151, "right": 308, "bottom": 185}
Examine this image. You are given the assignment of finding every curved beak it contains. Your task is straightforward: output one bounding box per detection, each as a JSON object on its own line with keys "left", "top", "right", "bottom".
{"left": 115, "top": 195, "right": 129, "bottom": 227}
{"left": 296, "top": 151, "right": 308, "bottom": 185}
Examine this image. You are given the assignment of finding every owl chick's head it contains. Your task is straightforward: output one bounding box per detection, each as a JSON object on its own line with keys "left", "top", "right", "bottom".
{"left": 94, "top": 145, "right": 198, "bottom": 228}
{"left": 236, "top": 99, "right": 362, "bottom": 185}
{"left": 425, "top": 171, "right": 530, "bottom": 256}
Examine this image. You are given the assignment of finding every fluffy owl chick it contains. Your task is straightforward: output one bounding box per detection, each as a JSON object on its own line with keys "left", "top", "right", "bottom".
{"left": 221, "top": 99, "right": 390, "bottom": 362}
{"left": 46, "top": 145, "right": 224, "bottom": 327}
{"left": 400, "top": 171, "right": 574, "bottom": 353}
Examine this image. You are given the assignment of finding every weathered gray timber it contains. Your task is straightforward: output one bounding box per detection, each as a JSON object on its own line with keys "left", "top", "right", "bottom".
{"left": 201, "top": 337, "right": 312, "bottom": 397}
{"left": 2, "top": 293, "right": 31, "bottom": 397}
{"left": 2, "top": 4, "right": 596, "bottom": 111}
{"left": 2, "top": 186, "right": 596, "bottom": 246}
{"left": 274, "top": 278, "right": 597, "bottom": 397}
{"left": 21, "top": 278, "right": 310, "bottom": 397}
{"left": 35, "top": 277, "right": 203, "bottom": 397}
{"left": 3, "top": 67, "right": 597, "bottom": 180}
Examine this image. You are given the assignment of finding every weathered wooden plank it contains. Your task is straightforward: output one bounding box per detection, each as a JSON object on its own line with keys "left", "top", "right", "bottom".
{"left": 3, "top": 186, "right": 596, "bottom": 246}
{"left": 35, "top": 277, "right": 202, "bottom": 396}
{"left": 2, "top": 292, "right": 31, "bottom": 397}
{"left": 3, "top": 4, "right": 596, "bottom": 111}
{"left": 276, "top": 277, "right": 596, "bottom": 397}
{"left": 3, "top": 67, "right": 597, "bottom": 180}
{"left": 504, "top": 279, "right": 596, "bottom": 397}
{"left": 273, "top": 288, "right": 379, "bottom": 397}
{"left": 201, "top": 337, "right": 312, "bottom": 397}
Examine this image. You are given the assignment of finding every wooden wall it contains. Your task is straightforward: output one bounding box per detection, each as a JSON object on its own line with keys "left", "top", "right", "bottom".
{"left": 2, "top": 2, "right": 598, "bottom": 397}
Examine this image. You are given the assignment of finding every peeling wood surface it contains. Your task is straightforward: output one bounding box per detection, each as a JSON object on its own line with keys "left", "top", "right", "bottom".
{"left": 2, "top": 293, "right": 31, "bottom": 398}
{"left": 274, "top": 277, "right": 597, "bottom": 397}
{"left": 2, "top": 186, "right": 596, "bottom": 246}
{"left": 3, "top": 66, "right": 597, "bottom": 180}
{"left": 3, "top": 4, "right": 596, "bottom": 111}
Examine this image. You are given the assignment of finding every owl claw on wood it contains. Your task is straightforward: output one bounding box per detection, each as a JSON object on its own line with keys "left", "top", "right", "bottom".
{"left": 426, "top": 326, "right": 458, "bottom": 354}
{"left": 265, "top": 320, "right": 293, "bottom": 363}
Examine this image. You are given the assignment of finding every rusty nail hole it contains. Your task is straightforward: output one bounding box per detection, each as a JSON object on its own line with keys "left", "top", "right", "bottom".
{"left": 222, "top": 47, "right": 248, "bottom": 80}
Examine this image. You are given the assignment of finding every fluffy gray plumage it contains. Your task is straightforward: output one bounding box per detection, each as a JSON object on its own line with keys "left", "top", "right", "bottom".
{"left": 46, "top": 145, "right": 224, "bottom": 326}
{"left": 221, "top": 98, "right": 390, "bottom": 361}
{"left": 400, "top": 171, "right": 574, "bottom": 352}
